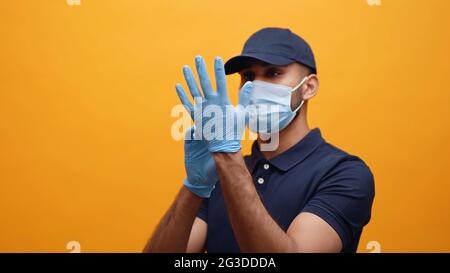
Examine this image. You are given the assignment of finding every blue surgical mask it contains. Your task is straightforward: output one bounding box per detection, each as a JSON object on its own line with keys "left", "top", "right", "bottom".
{"left": 247, "top": 77, "right": 308, "bottom": 135}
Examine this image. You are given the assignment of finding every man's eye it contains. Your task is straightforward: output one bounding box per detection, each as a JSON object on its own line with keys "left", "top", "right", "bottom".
{"left": 266, "top": 70, "right": 281, "bottom": 77}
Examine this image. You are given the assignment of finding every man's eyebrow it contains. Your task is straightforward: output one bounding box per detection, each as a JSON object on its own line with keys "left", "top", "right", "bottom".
{"left": 239, "top": 62, "right": 282, "bottom": 74}
{"left": 241, "top": 63, "right": 275, "bottom": 71}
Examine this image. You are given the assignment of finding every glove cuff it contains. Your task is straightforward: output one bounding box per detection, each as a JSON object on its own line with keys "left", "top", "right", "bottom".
{"left": 183, "top": 178, "right": 215, "bottom": 198}
{"left": 208, "top": 142, "right": 241, "bottom": 153}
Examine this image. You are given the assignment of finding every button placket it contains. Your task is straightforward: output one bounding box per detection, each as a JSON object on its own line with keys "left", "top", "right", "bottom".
{"left": 254, "top": 161, "right": 271, "bottom": 195}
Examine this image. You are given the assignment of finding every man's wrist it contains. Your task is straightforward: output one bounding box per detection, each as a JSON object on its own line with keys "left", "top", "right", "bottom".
{"left": 180, "top": 184, "right": 206, "bottom": 207}
{"left": 212, "top": 151, "right": 248, "bottom": 178}
{"left": 212, "top": 151, "right": 243, "bottom": 163}
{"left": 183, "top": 178, "right": 215, "bottom": 199}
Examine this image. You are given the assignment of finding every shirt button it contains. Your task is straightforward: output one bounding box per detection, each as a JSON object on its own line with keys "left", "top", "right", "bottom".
{"left": 257, "top": 178, "right": 264, "bottom": 184}
{"left": 263, "top": 164, "right": 270, "bottom": 170}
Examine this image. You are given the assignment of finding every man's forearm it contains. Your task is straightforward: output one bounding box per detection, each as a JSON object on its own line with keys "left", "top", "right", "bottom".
{"left": 213, "top": 152, "right": 299, "bottom": 253}
{"left": 143, "top": 186, "right": 202, "bottom": 253}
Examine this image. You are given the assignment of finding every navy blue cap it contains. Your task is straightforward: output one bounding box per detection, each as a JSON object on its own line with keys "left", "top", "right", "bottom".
{"left": 224, "top": 27, "right": 317, "bottom": 75}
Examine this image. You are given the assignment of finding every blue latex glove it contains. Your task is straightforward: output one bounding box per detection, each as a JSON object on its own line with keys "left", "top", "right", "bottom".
{"left": 182, "top": 126, "right": 218, "bottom": 198}
{"left": 176, "top": 56, "right": 253, "bottom": 153}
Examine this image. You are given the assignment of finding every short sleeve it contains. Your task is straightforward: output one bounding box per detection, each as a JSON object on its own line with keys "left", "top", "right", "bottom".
{"left": 301, "top": 157, "right": 375, "bottom": 251}
{"left": 196, "top": 198, "right": 209, "bottom": 223}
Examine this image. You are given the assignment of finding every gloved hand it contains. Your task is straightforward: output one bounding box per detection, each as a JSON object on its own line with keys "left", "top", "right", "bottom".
{"left": 182, "top": 126, "right": 218, "bottom": 198}
{"left": 175, "top": 56, "right": 253, "bottom": 153}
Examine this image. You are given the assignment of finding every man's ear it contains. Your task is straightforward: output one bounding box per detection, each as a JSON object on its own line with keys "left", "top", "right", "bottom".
{"left": 302, "top": 75, "right": 319, "bottom": 100}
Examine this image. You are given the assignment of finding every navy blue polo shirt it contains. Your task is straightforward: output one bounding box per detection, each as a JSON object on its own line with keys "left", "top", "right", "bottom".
{"left": 196, "top": 128, "right": 375, "bottom": 253}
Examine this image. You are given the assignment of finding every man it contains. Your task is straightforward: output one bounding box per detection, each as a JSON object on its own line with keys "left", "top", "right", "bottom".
{"left": 144, "top": 27, "right": 375, "bottom": 253}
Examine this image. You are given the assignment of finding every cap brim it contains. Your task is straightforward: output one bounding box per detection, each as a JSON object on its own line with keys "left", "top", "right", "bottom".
{"left": 224, "top": 53, "right": 295, "bottom": 75}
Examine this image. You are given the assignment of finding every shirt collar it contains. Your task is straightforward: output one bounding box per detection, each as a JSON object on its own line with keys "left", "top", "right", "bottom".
{"left": 247, "top": 128, "right": 324, "bottom": 172}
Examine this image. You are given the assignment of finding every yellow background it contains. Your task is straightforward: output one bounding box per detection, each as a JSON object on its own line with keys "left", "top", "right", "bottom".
{"left": 1, "top": 0, "right": 449, "bottom": 252}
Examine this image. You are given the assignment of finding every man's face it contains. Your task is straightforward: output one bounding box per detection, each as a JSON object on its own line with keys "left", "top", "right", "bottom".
{"left": 238, "top": 60, "right": 311, "bottom": 111}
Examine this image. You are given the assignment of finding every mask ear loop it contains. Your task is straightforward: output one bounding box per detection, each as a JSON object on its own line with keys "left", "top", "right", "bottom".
{"left": 291, "top": 76, "right": 309, "bottom": 113}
